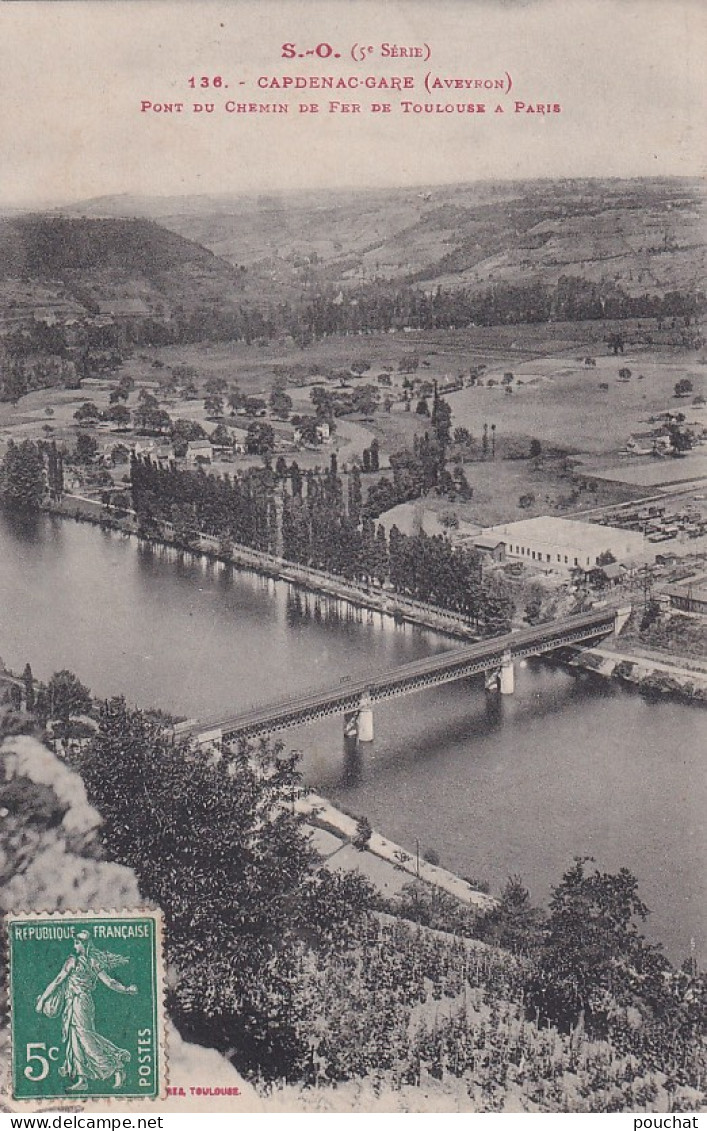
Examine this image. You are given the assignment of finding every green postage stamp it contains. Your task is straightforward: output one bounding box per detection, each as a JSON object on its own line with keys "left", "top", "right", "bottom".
{"left": 7, "top": 911, "right": 166, "bottom": 1101}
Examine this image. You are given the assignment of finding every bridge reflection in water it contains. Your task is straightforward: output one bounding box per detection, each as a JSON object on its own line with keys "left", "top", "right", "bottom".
{"left": 175, "top": 606, "right": 630, "bottom": 747}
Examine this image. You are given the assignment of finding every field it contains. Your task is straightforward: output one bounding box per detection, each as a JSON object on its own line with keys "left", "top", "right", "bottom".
{"left": 0, "top": 385, "right": 116, "bottom": 448}
{"left": 578, "top": 451, "right": 707, "bottom": 488}
{"left": 443, "top": 351, "right": 705, "bottom": 456}
{"left": 423, "top": 458, "right": 636, "bottom": 529}
{"left": 2, "top": 319, "right": 704, "bottom": 533}
{"left": 124, "top": 320, "right": 705, "bottom": 456}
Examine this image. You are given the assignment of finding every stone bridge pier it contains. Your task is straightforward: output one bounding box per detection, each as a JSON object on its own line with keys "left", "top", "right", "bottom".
{"left": 614, "top": 605, "right": 632, "bottom": 635}
{"left": 484, "top": 649, "right": 515, "bottom": 695}
{"left": 343, "top": 692, "right": 374, "bottom": 742}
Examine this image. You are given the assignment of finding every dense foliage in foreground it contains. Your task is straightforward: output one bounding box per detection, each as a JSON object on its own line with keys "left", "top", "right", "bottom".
{"left": 76, "top": 698, "right": 372, "bottom": 1078}
{"left": 61, "top": 698, "right": 705, "bottom": 1108}
{"left": 284, "top": 914, "right": 704, "bottom": 1112}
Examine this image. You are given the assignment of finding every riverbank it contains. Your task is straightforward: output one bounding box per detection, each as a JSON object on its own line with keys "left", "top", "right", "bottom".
{"left": 0, "top": 655, "right": 497, "bottom": 918}
{"left": 44, "top": 494, "right": 479, "bottom": 641}
{"left": 571, "top": 644, "right": 707, "bottom": 703}
{"left": 298, "top": 790, "right": 497, "bottom": 913}
{"left": 2, "top": 508, "right": 703, "bottom": 961}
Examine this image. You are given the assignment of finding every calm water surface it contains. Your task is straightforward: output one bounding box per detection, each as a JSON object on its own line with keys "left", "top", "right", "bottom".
{"left": 1, "top": 512, "right": 704, "bottom": 962}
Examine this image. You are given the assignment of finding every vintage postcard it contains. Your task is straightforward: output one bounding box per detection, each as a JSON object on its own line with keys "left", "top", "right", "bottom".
{"left": 0, "top": 0, "right": 705, "bottom": 1117}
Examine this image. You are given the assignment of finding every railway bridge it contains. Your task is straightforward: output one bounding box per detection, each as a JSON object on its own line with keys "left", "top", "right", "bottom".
{"left": 176, "top": 606, "right": 631, "bottom": 747}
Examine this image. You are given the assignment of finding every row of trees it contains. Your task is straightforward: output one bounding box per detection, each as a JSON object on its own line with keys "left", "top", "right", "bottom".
{"left": 364, "top": 419, "right": 471, "bottom": 520}
{"left": 0, "top": 438, "right": 88, "bottom": 509}
{"left": 73, "top": 388, "right": 171, "bottom": 435}
{"left": 297, "top": 280, "right": 705, "bottom": 341}
{"left": 130, "top": 454, "right": 277, "bottom": 553}
{"left": 3, "top": 429, "right": 509, "bottom": 631}
{"left": 130, "top": 454, "right": 514, "bottom": 631}
{"left": 0, "top": 439, "right": 45, "bottom": 509}
{"left": 0, "top": 352, "right": 81, "bottom": 403}
{"left": 1, "top": 423, "right": 503, "bottom": 628}
{"left": 388, "top": 528, "right": 513, "bottom": 630}
{"left": 2, "top": 300, "right": 276, "bottom": 358}
{"left": 3, "top": 278, "right": 702, "bottom": 379}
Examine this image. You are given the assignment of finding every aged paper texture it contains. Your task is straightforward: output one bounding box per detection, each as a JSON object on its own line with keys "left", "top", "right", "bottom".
{"left": 1, "top": 0, "right": 705, "bottom": 1116}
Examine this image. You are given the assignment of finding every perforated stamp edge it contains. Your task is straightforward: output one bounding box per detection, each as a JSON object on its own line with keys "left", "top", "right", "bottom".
{"left": 4, "top": 908, "right": 168, "bottom": 1106}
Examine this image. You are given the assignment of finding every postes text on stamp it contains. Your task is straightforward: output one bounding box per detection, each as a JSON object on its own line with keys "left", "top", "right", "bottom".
{"left": 7, "top": 911, "right": 165, "bottom": 1101}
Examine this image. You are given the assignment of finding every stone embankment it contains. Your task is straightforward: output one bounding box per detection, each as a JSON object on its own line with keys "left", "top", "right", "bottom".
{"left": 298, "top": 790, "right": 497, "bottom": 913}
{"left": 571, "top": 645, "right": 707, "bottom": 704}
{"left": 45, "top": 495, "right": 478, "bottom": 640}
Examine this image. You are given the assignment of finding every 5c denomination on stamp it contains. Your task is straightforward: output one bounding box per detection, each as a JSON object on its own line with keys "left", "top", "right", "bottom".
{"left": 7, "top": 910, "right": 166, "bottom": 1101}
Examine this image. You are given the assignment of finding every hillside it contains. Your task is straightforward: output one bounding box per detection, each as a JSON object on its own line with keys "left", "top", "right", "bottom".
{"left": 0, "top": 215, "right": 229, "bottom": 280}
{"left": 0, "top": 215, "right": 261, "bottom": 327}
{"left": 60, "top": 178, "right": 706, "bottom": 302}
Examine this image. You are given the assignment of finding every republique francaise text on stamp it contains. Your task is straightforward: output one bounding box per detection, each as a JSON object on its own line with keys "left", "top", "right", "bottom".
{"left": 6, "top": 910, "right": 166, "bottom": 1101}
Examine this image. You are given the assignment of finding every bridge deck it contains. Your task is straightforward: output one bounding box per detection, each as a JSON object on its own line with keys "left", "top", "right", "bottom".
{"left": 178, "top": 608, "right": 619, "bottom": 743}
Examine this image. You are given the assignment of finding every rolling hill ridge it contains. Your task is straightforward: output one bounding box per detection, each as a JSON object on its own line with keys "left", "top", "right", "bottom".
{"left": 58, "top": 178, "right": 706, "bottom": 302}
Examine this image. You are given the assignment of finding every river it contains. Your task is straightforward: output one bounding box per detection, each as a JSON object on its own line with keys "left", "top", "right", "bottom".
{"left": 1, "top": 511, "right": 704, "bottom": 963}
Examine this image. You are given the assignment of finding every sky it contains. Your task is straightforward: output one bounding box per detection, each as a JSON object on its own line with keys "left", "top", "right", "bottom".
{"left": 1, "top": 0, "right": 705, "bottom": 207}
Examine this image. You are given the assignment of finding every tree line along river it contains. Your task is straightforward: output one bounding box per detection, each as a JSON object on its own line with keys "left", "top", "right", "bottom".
{"left": 1, "top": 510, "right": 704, "bottom": 964}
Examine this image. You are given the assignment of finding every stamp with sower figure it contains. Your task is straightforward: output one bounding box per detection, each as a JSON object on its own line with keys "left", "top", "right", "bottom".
{"left": 7, "top": 911, "right": 166, "bottom": 1101}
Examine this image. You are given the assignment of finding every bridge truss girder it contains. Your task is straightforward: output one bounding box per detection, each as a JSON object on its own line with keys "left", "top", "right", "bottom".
{"left": 219, "top": 620, "right": 613, "bottom": 744}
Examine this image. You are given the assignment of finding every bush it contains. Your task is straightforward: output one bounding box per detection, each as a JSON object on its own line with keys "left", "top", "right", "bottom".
{"left": 638, "top": 672, "right": 683, "bottom": 699}
{"left": 352, "top": 815, "right": 372, "bottom": 851}
{"left": 640, "top": 599, "right": 661, "bottom": 631}
{"left": 613, "top": 660, "right": 636, "bottom": 681}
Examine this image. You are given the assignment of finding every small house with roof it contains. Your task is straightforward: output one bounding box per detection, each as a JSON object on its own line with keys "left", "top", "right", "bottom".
{"left": 660, "top": 581, "right": 707, "bottom": 615}
{"left": 472, "top": 534, "right": 507, "bottom": 562}
{"left": 185, "top": 439, "right": 214, "bottom": 466}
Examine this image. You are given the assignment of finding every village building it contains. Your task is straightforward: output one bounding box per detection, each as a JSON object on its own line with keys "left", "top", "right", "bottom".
{"left": 152, "top": 443, "right": 175, "bottom": 467}
{"left": 129, "top": 439, "right": 174, "bottom": 466}
{"left": 587, "top": 561, "right": 626, "bottom": 587}
{"left": 132, "top": 438, "right": 157, "bottom": 458}
{"left": 659, "top": 581, "right": 707, "bottom": 616}
{"left": 212, "top": 425, "right": 247, "bottom": 455}
{"left": 472, "top": 534, "right": 507, "bottom": 562}
{"left": 185, "top": 439, "right": 214, "bottom": 466}
{"left": 476, "top": 516, "right": 646, "bottom": 574}
{"left": 655, "top": 551, "right": 680, "bottom": 567}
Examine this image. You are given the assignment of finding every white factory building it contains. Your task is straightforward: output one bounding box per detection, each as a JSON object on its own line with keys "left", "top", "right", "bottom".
{"left": 477, "top": 516, "right": 645, "bottom": 573}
